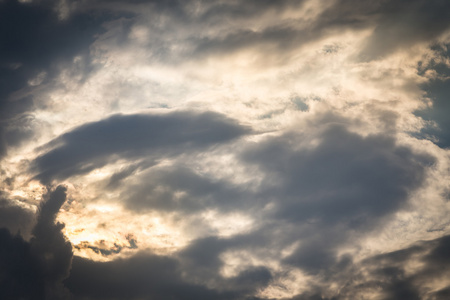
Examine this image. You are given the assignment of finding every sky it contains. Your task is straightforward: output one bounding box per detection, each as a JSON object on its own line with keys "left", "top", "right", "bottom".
{"left": 0, "top": 0, "right": 450, "bottom": 299}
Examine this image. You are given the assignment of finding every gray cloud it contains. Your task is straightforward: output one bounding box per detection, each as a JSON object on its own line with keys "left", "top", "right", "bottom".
{"left": 123, "top": 164, "right": 245, "bottom": 213}
{"left": 31, "top": 186, "right": 73, "bottom": 297}
{"left": 1, "top": 1, "right": 450, "bottom": 299}
{"left": 2, "top": 0, "right": 449, "bottom": 163}
{"left": 109, "top": 117, "right": 434, "bottom": 277}
{"left": 240, "top": 122, "right": 433, "bottom": 272}
{"left": 244, "top": 124, "right": 431, "bottom": 225}
{"left": 0, "top": 186, "right": 72, "bottom": 300}
{"left": 106, "top": 163, "right": 144, "bottom": 189}
{"left": 0, "top": 228, "right": 45, "bottom": 299}
{"left": 0, "top": 0, "right": 111, "bottom": 160}
{"left": 314, "top": 0, "right": 450, "bottom": 61}
{"left": 64, "top": 229, "right": 450, "bottom": 300}
{"left": 228, "top": 0, "right": 450, "bottom": 61}
{"left": 119, "top": 113, "right": 432, "bottom": 224}
{"left": 342, "top": 234, "right": 450, "bottom": 300}
{"left": 66, "top": 250, "right": 270, "bottom": 300}
{"left": 91, "top": 0, "right": 450, "bottom": 64}
{"left": 356, "top": 0, "right": 450, "bottom": 61}
{"left": 0, "top": 195, "right": 36, "bottom": 239}
{"left": 32, "top": 110, "right": 251, "bottom": 184}
{"left": 276, "top": 234, "right": 450, "bottom": 299}
{"left": 102, "top": 116, "right": 437, "bottom": 296}
{"left": 415, "top": 43, "right": 450, "bottom": 148}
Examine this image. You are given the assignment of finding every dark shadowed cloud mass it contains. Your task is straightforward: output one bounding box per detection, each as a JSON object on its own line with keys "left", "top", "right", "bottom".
{"left": 0, "top": 186, "right": 71, "bottom": 300}
{"left": 0, "top": 0, "right": 111, "bottom": 159}
{"left": 1, "top": 0, "right": 450, "bottom": 299}
{"left": 31, "top": 110, "right": 250, "bottom": 184}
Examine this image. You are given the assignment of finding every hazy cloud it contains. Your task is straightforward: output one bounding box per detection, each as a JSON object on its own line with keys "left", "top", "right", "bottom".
{"left": 1, "top": 0, "right": 450, "bottom": 299}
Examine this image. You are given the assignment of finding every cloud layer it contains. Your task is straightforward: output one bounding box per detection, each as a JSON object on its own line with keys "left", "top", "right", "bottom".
{"left": 1, "top": 0, "right": 450, "bottom": 299}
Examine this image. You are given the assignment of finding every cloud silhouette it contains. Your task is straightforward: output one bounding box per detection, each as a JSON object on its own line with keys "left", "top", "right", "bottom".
{"left": 0, "top": 186, "right": 72, "bottom": 300}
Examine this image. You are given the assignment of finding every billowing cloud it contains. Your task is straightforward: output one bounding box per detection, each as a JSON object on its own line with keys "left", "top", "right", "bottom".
{"left": 241, "top": 122, "right": 433, "bottom": 272}
{"left": 1, "top": 0, "right": 450, "bottom": 299}
{"left": 0, "top": 186, "right": 72, "bottom": 300}
{"left": 292, "top": 234, "right": 450, "bottom": 300}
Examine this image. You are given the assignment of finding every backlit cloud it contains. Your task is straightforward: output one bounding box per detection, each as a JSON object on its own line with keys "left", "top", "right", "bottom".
{"left": 1, "top": 0, "right": 449, "bottom": 299}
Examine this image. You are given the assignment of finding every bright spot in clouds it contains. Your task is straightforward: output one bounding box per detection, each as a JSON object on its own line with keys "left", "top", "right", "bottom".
{"left": 1, "top": 0, "right": 450, "bottom": 299}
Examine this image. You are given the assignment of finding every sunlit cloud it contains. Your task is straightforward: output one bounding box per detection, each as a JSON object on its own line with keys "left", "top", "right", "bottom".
{"left": 1, "top": 0, "right": 450, "bottom": 299}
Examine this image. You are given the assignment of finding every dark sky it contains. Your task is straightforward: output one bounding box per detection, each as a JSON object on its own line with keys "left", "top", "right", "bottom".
{"left": 1, "top": 0, "right": 450, "bottom": 299}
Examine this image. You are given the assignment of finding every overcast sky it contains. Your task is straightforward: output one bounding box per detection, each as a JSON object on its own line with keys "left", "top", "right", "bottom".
{"left": 1, "top": 0, "right": 450, "bottom": 299}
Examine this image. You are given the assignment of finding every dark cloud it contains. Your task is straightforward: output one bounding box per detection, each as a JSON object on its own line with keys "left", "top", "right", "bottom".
{"left": 432, "top": 286, "right": 450, "bottom": 300}
{"left": 350, "top": 235, "right": 450, "bottom": 300}
{"left": 109, "top": 0, "right": 306, "bottom": 51}
{"left": 357, "top": 0, "right": 450, "bottom": 61}
{"left": 0, "top": 0, "right": 97, "bottom": 87}
{"left": 239, "top": 121, "right": 433, "bottom": 272}
{"left": 0, "top": 186, "right": 72, "bottom": 300}
{"left": 1, "top": 1, "right": 449, "bottom": 299}
{"left": 0, "top": 0, "right": 113, "bottom": 160}
{"left": 179, "top": 236, "right": 231, "bottom": 279}
{"left": 105, "top": 160, "right": 157, "bottom": 189}
{"left": 2, "top": 0, "right": 448, "bottom": 160}
{"left": 119, "top": 114, "right": 432, "bottom": 226}
{"left": 123, "top": 164, "right": 244, "bottom": 213}
{"left": 196, "top": 0, "right": 303, "bottom": 22}
{"left": 282, "top": 234, "right": 450, "bottom": 299}
{"left": 104, "top": 114, "right": 443, "bottom": 297}
{"left": 31, "top": 186, "right": 73, "bottom": 298}
{"left": 46, "top": 231, "right": 450, "bottom": 300}
{"left": 121, "top": 0, "right": 450, "bottom": 63}
{"left": 190, "top": 25, "right": 310, "bottom": 61}
{"left": 111, "top": 117, "right": 434, "bottom": 278}
{"left": 0, "top": 95, "right": 35, "bottom": 158}
{"left": 415, "top": 43, "right": 450, "bottom": 148}
{"left": 32, "top": 110, "right": 251, "bottom": 184}
{"left": 0, "top": 228, "right": 45, "bottom": 299}
{"left": 105, "top": 162, "right": 147, "bottom": 189}
{"left": 316, "top": 0, "right": 450, "bottom": 60}
{"left": 260, "top": 128, "right": 428, "bottom": 225}
{"left": 0, "top": 196, "right": 35, "bottom": 238}
{"left": 66, "top": 250, "right": 270, "bottom": 300}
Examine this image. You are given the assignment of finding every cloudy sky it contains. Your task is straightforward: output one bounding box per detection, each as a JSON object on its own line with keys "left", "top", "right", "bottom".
{"left": 1, "top": 0, "right": 450, "bottom": 299}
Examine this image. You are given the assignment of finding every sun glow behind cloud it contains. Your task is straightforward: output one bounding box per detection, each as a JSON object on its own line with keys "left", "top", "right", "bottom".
{"left": 1, "top": 0, "right": 450, "bottom": 299}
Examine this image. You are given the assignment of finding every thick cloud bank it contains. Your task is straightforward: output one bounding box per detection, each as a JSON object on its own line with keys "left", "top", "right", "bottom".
{"left": 1, "top": 0, "right": 450, "bottom": 299}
